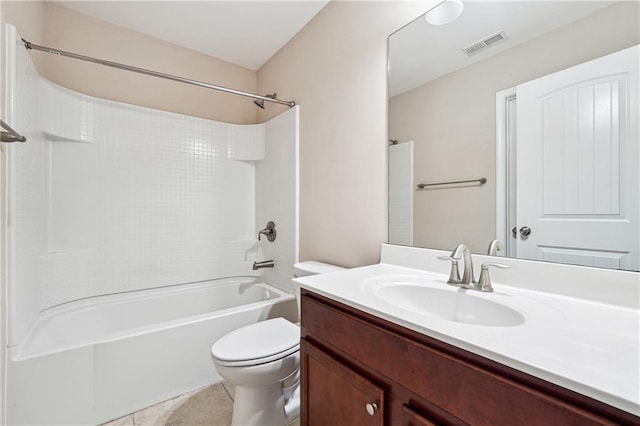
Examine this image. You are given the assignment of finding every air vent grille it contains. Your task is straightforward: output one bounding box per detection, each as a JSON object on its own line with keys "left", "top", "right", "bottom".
{"left": 462, "top": 31, "right": 509, "bottom": 56}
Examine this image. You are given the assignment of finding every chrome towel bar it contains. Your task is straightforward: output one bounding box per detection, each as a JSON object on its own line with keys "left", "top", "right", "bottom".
{"left": 417, "top": 177, "right": 486, "bottom": 190}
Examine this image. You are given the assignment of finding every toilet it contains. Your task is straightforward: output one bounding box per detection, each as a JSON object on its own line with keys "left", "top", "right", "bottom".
{"left": 210, "top": 261, "right": 344, "bottom": 426}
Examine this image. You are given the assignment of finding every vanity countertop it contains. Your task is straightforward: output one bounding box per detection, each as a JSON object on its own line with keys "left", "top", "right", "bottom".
{"left": 295, "top": 262, "right": 640, "bottom": 416}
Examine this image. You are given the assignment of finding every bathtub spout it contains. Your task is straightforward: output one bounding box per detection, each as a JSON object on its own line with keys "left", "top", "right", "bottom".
{"left": 253, "top": 260, "right": 274, "bottom": 270}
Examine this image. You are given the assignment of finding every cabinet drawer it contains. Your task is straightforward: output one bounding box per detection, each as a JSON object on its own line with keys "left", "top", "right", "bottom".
{"left": 301, "top": 293, "right": 617, "bottom": 426}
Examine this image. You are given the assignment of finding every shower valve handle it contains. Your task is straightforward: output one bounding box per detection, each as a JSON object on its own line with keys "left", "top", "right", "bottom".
{"left": 258, "top": 221, "right": 277, "bottom": 242}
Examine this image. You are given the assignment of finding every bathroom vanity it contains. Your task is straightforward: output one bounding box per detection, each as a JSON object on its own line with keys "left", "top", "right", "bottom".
{"left": 296, "top": 245, "right": 640, "bottom": 425}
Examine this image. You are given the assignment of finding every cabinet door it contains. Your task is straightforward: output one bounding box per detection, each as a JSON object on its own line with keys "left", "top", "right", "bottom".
{"left": 301, "top": 338, "right": 384, "bottom": 426}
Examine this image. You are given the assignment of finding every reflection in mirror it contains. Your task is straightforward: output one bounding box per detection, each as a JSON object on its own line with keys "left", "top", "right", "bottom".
{"left": 388, "top": 1, "right": 639, "bottom": 271}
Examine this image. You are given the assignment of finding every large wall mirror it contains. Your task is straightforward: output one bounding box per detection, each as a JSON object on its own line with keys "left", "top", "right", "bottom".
{"left": 388, "top": 1, "right": 640, "bottom": 271}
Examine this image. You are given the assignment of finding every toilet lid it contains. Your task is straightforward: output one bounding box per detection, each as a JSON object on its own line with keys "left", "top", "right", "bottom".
{"left": 211, "top": 318, "right": 300, "bottom": 366}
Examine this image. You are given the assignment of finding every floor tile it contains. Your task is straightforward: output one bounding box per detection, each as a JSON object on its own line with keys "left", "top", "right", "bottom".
{"left": 133, "top": 384, "right": 233, "bottom": 426}
{"left": 221, "top": 381, "right": 236, "bottom": 401}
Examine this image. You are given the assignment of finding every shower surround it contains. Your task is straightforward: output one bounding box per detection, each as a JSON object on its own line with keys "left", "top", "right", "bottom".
{"left": 4, "top": 25, "right": 299, "bottom": 424}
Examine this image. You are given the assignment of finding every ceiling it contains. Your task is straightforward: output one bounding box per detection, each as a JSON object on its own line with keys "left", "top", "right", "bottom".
{"left": 389, "top": 1, "right": 615, "bottom": 96}
{"left": 52, "top": 0, "right": 329, "bottom": 71}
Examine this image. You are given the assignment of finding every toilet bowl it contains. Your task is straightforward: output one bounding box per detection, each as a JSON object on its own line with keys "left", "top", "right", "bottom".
{"left": 210, "top": 261, "right": 344, "bottom": 426}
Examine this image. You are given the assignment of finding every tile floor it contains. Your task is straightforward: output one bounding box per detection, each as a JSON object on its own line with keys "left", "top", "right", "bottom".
{"left": 102, "top": 382, "right": 300, "bottom": 426}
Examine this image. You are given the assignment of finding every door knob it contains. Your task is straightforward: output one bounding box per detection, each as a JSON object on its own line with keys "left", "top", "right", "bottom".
{"left": 365, "top": 402, "right": 378, "bottom": 416}
{"left": 519, "top": 226, "right": 532, "bottom": 236}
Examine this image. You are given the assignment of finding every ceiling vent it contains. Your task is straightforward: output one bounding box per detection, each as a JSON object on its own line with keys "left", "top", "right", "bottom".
{"left": 462, "top": 31, "right": 509, "bottom": 56}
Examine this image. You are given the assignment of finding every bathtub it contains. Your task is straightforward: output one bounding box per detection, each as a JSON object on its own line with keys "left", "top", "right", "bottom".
{"left": 6, "top": 277, "right": 297, "bottom": 425}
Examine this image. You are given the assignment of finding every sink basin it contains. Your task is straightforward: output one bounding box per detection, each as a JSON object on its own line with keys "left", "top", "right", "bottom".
{"left": 373, "top": 283, "right": 525, "bottom": 327}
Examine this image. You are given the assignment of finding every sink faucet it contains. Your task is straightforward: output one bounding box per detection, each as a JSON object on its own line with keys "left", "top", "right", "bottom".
{"left": 477, "top": 262, "right": 509, "bottom": 292}
{"left": 487, "top": 240, "right": 503, "bottom": 256}
{"left": 438, "top": 244, "right": 475, "bottom": 287}
{"left": 451, "top": 243, "right": 475, "bottom": 286}
{"left": 439, "top": 244, "right": 508, "bottom": 292}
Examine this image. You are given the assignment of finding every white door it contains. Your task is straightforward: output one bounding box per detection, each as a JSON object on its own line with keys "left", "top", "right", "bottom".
{"left": 516, "top": 45, "right": 639, "bottom": 270}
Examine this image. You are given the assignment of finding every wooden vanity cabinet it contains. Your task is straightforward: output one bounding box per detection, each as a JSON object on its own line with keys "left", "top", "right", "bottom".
{"left": 300, "top": 289, "right": 640, "bottom": 426}
{"left": 302, "top": 339, "right": 385, "bottom": 425}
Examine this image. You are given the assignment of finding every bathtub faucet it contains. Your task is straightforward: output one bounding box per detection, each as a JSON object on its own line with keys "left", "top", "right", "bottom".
{"left": 258, "top": 221, "right": 277, "bottom": 242}
{"left": 253, "top": 260, "right": 275, "bottom": 270}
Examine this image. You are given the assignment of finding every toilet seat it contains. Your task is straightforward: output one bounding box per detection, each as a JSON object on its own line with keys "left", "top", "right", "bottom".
{"left": 212, "top": 318, "right": 300, "bottom": 367}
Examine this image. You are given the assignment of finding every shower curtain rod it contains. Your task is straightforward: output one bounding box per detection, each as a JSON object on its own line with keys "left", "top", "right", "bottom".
{"left": 21, "top": 38, "right": 296, "bottom": 108}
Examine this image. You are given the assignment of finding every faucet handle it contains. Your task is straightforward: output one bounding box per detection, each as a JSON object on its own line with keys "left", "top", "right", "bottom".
{"left": 258, "top": 221, "right": 277, "bottom": 242}
{"left": 482, "top": 262, "right": 509, "bottom": 270}
{"left": 438, "top": 256, "right": 461, "bottom": 284}
{"left": 437, "top": 256, "right": 454, "bottom": 261}
{"left": 477, "top": 262, "right": 509, "bottom": 292}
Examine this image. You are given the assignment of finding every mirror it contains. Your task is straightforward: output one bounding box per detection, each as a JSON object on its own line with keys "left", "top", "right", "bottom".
{"left": 388, "top": 1, "right": 640, "bottom": 271}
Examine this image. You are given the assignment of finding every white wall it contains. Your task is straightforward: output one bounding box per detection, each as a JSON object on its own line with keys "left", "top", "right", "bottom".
{"left": 258, "top": 1, "right": 438, "bottom": 268}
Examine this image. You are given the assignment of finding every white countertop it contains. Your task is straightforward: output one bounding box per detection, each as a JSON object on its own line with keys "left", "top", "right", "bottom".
{"left": 296, "top": 262, "right": 640, "bottom": 416}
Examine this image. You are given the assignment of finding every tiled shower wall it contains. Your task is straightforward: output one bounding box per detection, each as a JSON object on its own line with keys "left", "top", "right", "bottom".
{"left": 5, "top": 27, "right": 48, "bottom": 349}
{"left": 39, "top": 81, "right": 257, "bottom": 302}
{"left": 6, "top": 26, "right": 298, "bottom": 347}
{"left": 257, "top": 107, "right": 299, "bottom": 292}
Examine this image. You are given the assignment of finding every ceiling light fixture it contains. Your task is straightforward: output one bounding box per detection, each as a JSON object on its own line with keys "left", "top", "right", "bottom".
{"left": 424, "top": 0, "right": 464, "bottom": 26}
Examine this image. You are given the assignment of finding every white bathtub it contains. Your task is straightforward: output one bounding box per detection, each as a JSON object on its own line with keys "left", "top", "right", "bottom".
{"left": 6, "top": 278, "right": 297, "bottom": 425}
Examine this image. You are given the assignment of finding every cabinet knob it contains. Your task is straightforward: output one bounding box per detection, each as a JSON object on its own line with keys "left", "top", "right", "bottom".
{"left": 366, "top": 402, "right": 378, "bottom": 416}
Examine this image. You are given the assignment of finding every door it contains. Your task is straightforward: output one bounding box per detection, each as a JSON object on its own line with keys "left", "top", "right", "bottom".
{"left": 301, "top": 338, "right": 384, "bottom": 426}
{"left": 515, "top": 45, "right": 639, "bottom": 270}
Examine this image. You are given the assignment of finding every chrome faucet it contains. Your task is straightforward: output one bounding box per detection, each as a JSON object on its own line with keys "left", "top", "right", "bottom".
{"left": 438, "top": 244, "right": 474, "bottom": 287}
{"left": 439, "top": 244, "right": 508, "bottom": 292}
{"left": 487, "top": 240, "right": 503, "bottom": 256}
{"left": 258, "top": 221, "right": 277, "bottom": 242}
{"left": 439, "top": 255, "right": 462, "bottom": 284}
{"left": 476, "top": 262, "right": 509, "bottom": 292}
{"left": 451, "top": 243, "right": 476, "bottom": 286}
{"left": 253, "top": 260, "right": 275, "bottom": 270}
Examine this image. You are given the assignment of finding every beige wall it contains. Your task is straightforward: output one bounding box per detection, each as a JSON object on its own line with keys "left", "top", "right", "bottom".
{"left": 258, "top": 1, "right": 436, "bottom": 267}
{"left": 4, "top": 1, "right": 258, "bottom": 124}
{"left": 390, "top": 1, "right": 640, "bottom": 254}
{"left": 1, "top": 2, "right": 45, "bottom": 70}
